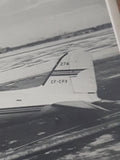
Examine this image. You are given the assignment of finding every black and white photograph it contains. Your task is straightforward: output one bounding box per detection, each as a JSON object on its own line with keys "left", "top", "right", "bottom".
{"left": 0, "top": 0, "right": 120, "bottom": 159}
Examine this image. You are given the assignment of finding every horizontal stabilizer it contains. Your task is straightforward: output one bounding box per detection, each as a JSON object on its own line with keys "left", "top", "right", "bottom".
{"left": 54, "top": 101, "right": 109, "bottom": 111}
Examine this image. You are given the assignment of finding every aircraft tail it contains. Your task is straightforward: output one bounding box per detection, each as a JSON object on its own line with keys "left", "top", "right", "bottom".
{"left": 0, "top": 48, "right": 99, "bottom": 109}
{"left": 43, "top": 48, "right": 99, "bottom": 102}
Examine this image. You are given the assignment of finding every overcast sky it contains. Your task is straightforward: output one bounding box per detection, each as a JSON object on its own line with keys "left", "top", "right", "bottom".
{"left": 0, "top": 0, "right": 110, "bottom": 47}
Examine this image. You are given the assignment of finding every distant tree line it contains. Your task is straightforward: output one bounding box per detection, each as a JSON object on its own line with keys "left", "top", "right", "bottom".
{"left": 0, "top": 23, "right": 112, "bottom": 54}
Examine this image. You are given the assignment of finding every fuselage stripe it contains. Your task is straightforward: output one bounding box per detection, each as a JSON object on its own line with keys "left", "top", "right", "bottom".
{"left": 51, "top": 69, "right": 86, "bottom": 76}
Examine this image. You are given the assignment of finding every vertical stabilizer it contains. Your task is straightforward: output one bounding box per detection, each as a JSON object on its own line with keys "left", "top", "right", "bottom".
{"left": 43, "top": 48, "right": 98, "bottom": 102}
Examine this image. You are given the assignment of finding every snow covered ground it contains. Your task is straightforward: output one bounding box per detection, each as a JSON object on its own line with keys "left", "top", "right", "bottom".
{"left": 0, "top": 30, "right": 119, "bottom": 85}
{"left": 0, "top": 28, "right": 119, "bottom": 86}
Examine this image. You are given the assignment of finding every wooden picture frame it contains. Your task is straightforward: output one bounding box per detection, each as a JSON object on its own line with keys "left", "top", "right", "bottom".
{"left": 117, "top": 0, "right": 120, "bottom": 12}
